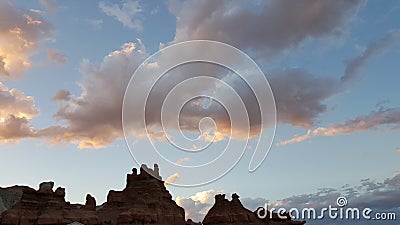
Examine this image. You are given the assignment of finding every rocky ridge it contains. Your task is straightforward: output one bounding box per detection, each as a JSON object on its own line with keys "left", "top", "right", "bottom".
{"left": 203, "top": 194, "right": 305, "bottom": 225}
{"left": 0, "top": 165, "right": 305, "bottom": 225}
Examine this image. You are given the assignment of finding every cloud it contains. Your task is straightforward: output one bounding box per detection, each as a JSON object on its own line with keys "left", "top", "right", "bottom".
{"left": 278, "top": 107, "right": 400, "bottom": 145}
{"left": 99, "top": 0, "right": 142, "bottom": 31}
{"left": 0, "top": 57, "right": 10, "bottom": 78}
{"left": 0, "top": 2, "right": 390, "bottom": 148}
{"left": 396, "top": 148, "right": 400, "bottom": 153}
{"left": 0, "top": 82, "right": 38, "bottom": 143}
{"left": 176, "top": 189, "right": 224, "bottom": 222}
{"left": 46, "top": 29, "right": 397, "bottom": 149}
{"left": 269, "top": 69, "right": 341, "bottom": 127}
{"left": 165, "top": 173, "right": 180, "bottom": 185}
{"left": 0, "top": 82, "right": 38, "bottom": 120}
{"left": 45, "top": 40, "right": 268, "bottom": 148}
{"left": 41, "top": 41, "right": 148, "bottom": 148}
{"left": 0, "top": 0, "right": 53, "bottom": 79}
{"left": 52, "top": 89, "right": 71, "bottom": 101}
{"left": 275, "top": 29, "right": 400, "bottom": 144}
{"left": 164, "top": 0, "right": 392, "bottom": 131}
{"left": 341, "top": 29, "right": 400, "bottom": 83}
{"left": 0, "top": 115, "right": 35, "bottom": 142}
{"left": 277, "top": 130, "right": 312, "bottom": 146}
{"left": 265, "top": 174, "right": 400, "bottom": 224}
{"left": 177, "top": 175, "right": 400, "bottom": 224}
{"left": 48, "top": 49, "right": 67, "bottom": 65}
{"left": 175, "top": 157, "right": 190, "bottom": 165}
{"left": 168, "top": 0, "right": 362, "bottom": 57}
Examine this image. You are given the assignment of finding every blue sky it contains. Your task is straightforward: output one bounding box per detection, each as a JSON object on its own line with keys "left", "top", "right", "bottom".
{"left": 1, "top": 0, "right": 400, "bottom": 223}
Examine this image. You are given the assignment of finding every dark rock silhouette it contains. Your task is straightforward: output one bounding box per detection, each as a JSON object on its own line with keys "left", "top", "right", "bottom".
{"left": 0, "top": 165, "right": 306, "bottom": 225}
{"left": 96, "top": 164, "right": 185, "bottom": 225}
{"left": 83, "top": 194, "right": 96, "bottom": 211}
{"left": 203, "top": 194, "right": 305, "bottom": 225}
{"left": 0, "top": 164, "right": 185, "bottom": 225}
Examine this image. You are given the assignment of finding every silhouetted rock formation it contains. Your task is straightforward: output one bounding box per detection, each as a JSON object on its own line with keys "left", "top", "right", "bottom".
{"left": 97, "top": 164, "right": 185, "bottom": 225}
{"left": 0, "top": 181, "right": 99, "bottom": 225}
{"left": 83, "top": 194, "right": 96, "bottom": 211}
{"left": 203, "top": 194, "right": 305, "bottom": 225}
{"left": 0, "top": 165, "right": 306, "bottom": 225}
{"left": 0, "top": 164, "right": 186, "bottom": 225}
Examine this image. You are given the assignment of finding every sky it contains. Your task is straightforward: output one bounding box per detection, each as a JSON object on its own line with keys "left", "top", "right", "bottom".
{"left": 0, "top": 0, "right": 400, "bottom": 224}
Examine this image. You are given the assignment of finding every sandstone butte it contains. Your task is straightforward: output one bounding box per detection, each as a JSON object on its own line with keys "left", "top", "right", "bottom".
{"left": 0, "top": 164, "right": 305, "bottom": 225}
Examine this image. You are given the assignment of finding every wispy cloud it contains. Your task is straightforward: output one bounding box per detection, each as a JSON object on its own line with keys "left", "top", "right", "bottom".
{"left": 165, "top": 173, "right": 180, "bottom": 185}
{"left": 99, "top": 0, "right": 142, "bottom": 31}
{"left": 47, "top": 49, "right": 67, "bottom": 65}
{"left": 277, "top": 130, "right": 311, "bottom": 146}
{"left": 175, "top": 157, "right": 190, "bottom": 165}
{"left": 341, "top": 29, "right": 400, "bottom": 83}
{"left": 278, "top": 107, "right": 400, "bottom": 146}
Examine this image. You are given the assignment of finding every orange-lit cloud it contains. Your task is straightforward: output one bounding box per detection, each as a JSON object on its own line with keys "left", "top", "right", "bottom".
{"left": 42, "top": 41, "right": 148, "bottom": 148}
{"left": 165, "top": 173, "right": 180, "bottom": 186}
{"left": 0, "top": 1, "right": 53, "bottom": 79}
{"left": 277, "top": 130, "right": 311, "bottom": 146}
{"left": 175, "top": 157, "right": 190, "bottom": 165}
{"left": 0, "top": 82, "right": 38, "bottom": 120}
{"left": 278, "top": 107, "right": 400, "bottom": 146}
{"left": 44, "top": 40, "right": 265, "bottom": 149}
{"left": 0, "top": 82, "right": 38, "bottom": 143}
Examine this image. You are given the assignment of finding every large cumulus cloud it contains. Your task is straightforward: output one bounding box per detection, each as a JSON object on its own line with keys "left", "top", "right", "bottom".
{"left": 42, "top": 42, "right": 149, "bottom": 148}
{"left": 41, "top": 0, "right": 367, "bottom": 148}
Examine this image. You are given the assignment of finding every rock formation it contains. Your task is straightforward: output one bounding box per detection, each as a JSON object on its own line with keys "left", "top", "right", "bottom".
{"left": 0, "top": 165, "right": 306, "bottom": 225}
{"left": 96, "top": 164, "right": 186, "bottom": 225}
{"left": 0, "top": 164, "right": 186, "bottom": 225}
{"left": 203, "top": 194, "right": 305, "bottom": 225}
{"left": 0, "top": 181, "right": 99, "bottom": 225}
